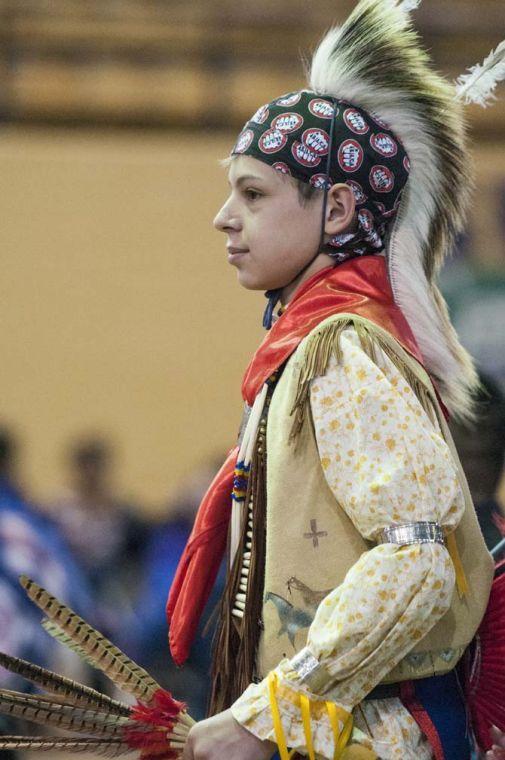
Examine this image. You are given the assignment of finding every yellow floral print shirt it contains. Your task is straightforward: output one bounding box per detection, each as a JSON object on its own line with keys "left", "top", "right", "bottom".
{"left": 231, "top": 328, "right": 465, "bottom": 759}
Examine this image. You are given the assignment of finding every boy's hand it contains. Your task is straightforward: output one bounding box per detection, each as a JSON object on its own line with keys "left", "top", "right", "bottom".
{"left": 181, "top": 708, "right": 277, "bottom": 760}
{"left": 486, "top": 726, "right": 505, "bottom": 759}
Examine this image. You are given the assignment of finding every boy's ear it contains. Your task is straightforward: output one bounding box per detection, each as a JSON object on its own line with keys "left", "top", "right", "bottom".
{"left": 324, "top": 183, "right": 356, "bottom": 236}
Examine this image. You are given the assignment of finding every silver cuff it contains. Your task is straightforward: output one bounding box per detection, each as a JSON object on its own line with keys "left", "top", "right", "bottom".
{"left": 378, "top": 521, "right": 445, "bottom": 546}
{"left": 289, "top": 647, "right": 330, "bottom": 693}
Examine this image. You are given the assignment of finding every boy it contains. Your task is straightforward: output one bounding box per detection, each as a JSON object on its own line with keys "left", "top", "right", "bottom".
{"left": 168, "top": 0, "right": 504, "bottom": 757}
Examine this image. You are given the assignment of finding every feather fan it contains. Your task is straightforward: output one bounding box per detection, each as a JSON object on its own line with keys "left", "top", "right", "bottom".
{"left": 0, "top": 576, "right": 195, "bottom": 758}
{"left": 467, "top": 560, "right": 505, "bottom": 751}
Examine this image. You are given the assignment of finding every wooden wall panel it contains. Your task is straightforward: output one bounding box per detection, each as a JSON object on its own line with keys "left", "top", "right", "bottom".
{"left": 0, "top": 0, "right": 503, "bottom": 134}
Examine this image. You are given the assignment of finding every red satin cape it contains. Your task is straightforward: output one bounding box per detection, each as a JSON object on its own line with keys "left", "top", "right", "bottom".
{"left": 167, "top": 255, "right": 424, "bottom": 666}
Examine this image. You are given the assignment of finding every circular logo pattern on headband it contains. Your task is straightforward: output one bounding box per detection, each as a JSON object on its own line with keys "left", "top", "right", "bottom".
{"left": 259, "top": 128, "right": 287, "bottom": 154}
{"left": 358, "top": 208, "right": 374, "bottom": 233}
{"left": 271, "top": 112, "right": 304, "bottom": 133}
{"left": 234, "top": 129, "right": 254, "bottom": 153}
{"left": 403, "top": 155, "right": 411, "bottom": 172}
{"left": 358, "top": 209, "right": 382, "bottom": 248}
{"left": 338, "top": 139, "right": 364, "bottom": 172}
{"left": 308, "top": 99, "right": 335, "bottom": 119}
{"left": 291, "top": 141, "right": 321, "bottom": 168}
{"left": 329, "top": 232, "right": 356, "bottom": 248}
{"left": 370, "top": 133, "right": 398, "bottom": 158}
{"left": 310, "top": 173, "right": 333, "bottom": 190}
{"left": 272, "top": 161, "right": 291, "bottom": 175}
{"left": 345, "top": 180, "right": 367, "bottom": 205}
{"left": 343, "top": 108, "right": 369, "bottom": 135}
{"left": 370, "top": 165, "right": 395, "bottom": 193}
{"left": 250, "top": 104, "right": 269, "bottom": 124}
{"left": 302, "top": 128, "right": 330, "bottom": 156}
{"left": 276, "top": 92, "right": 302, "bottom": 107}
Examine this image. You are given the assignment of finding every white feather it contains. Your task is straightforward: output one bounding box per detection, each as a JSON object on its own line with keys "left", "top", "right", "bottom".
{"left": 455, "top": 40, "right": 505, "bottom": 106}
{"left": 397, "top": 0, "right": 422, "bottom": 12}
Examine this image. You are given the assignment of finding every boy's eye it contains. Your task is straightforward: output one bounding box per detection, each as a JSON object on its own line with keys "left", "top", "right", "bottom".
{"left": 244, "top": 188, "right": 262, "bottom": 201}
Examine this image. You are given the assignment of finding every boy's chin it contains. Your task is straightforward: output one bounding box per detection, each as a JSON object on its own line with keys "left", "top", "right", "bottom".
{"left": 236, "top": 270, "right": 280, "bottom": 292}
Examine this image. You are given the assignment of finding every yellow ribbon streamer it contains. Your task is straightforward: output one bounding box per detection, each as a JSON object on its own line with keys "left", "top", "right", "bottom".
{"left": 300, "top": 694, "right": 315, "bottom": 760}
{"left": 326, "top": 701, "right": 353, "bottom": 759}
{"left": 338, "top": 714, "right": 354, "bottom": 757}
{"left": 446, "top": 531, "right": 468, "bottom": 598}
{"left": 326, "top": 701, "right": 340, "bottom": 759}
{"left": 268, "top": 671, "right": 354, "bottom": 760}
{"left": 267, "top": 672, "right": 291, "bottom": 760}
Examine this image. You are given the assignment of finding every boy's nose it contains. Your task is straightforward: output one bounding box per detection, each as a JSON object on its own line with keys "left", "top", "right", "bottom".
{"left": 213, "top": 199, "right": 241, "bottom": 233}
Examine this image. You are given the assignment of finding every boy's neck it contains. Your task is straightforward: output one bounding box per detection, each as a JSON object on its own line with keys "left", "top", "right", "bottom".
{"left": 280, "top": 253, "right": 335, "bottom": 306}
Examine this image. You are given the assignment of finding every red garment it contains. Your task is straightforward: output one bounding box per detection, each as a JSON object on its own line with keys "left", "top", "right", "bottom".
{"left": 167, "top": 447, "right": 238, "bottom": 666}
{"left": 242, "top": 256, "right": 422, "bottom": 404}
{"left": 400, "top": 682, "right": 445, "bottom": 760}
{"left": 167, "top": 255, "right": 424, "bottom": 666}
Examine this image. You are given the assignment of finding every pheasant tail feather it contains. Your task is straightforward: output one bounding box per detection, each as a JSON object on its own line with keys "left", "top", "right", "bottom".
{"left": 0, "top": 651, "right": 130, "bottom": 716}
{"left": 42, "top": 618, "right": 108, "bottom": 669}
{"left": 0, "top": 689, "right": 130, "bottom": 737}
{"left": 0, "top": 736, "right": 132, "bottom": 757}
{"left": 20, "top": 575, "right": 161, "bottom": 703}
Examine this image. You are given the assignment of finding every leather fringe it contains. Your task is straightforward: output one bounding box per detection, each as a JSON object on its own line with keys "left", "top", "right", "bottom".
{"left": 289, "top": 316, "right": 437, "bottom": 443}
{"left": 209, "top": 403, "right": 270, "bottom": 715}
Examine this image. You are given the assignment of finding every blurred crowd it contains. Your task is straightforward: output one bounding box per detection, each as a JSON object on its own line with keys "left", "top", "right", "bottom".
{"left": 0, "top": 371, "right": 504, "bottom": 757}
{"left": 0, "top": 427, "right": 223, "bottom": 759}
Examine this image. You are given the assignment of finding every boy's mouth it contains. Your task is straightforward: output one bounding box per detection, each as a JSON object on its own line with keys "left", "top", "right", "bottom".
{"left": 227, "top": 246, "right": 249, "bottom": 264}
{"left": 227, "top": 246, "right": 249, "bottom": 255}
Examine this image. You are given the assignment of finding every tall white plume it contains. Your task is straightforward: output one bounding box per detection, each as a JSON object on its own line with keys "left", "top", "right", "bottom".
{"left": 309, "top": 0, "right": 477, "bottom": 417}
{"left": 456, "top": 40, "right": 505, "bottom": 107}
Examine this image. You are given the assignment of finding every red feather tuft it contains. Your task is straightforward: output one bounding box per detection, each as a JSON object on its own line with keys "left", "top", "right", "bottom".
{"left": 124, "top": 728, "right": 180, "bottom": 759}
{"left": 126, "top": 688, "right": 187, "bottom": 759}
{"left": 151, "top": 688, "right": 186, "bottom": 717}
{"left": 130, "top": 688, "right": 186, "bottom": 730}
{"left": 125, "top": 728, "right": 166, "bottom": 748}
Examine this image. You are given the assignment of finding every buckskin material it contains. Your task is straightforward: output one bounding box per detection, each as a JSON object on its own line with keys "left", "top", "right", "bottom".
{"left": 256, "top": 313, "right": 494, "bottom": 690}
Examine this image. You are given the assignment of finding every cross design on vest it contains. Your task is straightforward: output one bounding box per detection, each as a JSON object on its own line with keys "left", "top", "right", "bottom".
{"left": 303, "top": 519, "right": 328, "bottom": 548}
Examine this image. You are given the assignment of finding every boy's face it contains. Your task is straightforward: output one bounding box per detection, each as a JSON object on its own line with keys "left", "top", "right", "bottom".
{"left": 213, "top": 156, "right": 324, "bottom": 291}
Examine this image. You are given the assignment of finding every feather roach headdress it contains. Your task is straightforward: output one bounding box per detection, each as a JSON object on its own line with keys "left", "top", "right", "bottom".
{"left": 309, "top": 0, "right": 503, "bottom": 418}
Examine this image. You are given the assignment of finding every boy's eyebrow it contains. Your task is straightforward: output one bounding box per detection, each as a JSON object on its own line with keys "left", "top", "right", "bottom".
{"left": 228, "top": 174, "right": 265, "bottom": 187}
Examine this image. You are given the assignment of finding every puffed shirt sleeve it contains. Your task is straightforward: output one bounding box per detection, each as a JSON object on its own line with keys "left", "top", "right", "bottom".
{"left": 231, "top": 328, "right": 465, "bottom": 758}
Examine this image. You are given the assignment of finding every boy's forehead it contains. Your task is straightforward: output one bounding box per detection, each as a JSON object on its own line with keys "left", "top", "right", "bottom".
{"left": 228, "top": 155, "right": 281, "bottom": 184}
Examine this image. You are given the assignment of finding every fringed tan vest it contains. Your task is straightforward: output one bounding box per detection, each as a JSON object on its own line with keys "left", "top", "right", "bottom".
{"left": 255, "top": 313, "right": 494, "bottom": 688}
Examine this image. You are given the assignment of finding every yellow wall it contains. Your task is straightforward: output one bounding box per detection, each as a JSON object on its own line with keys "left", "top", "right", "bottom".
{"left": 0, "top": 128, "right": 504, "bottom": 512}
{"left": 0, "top": 127, "right": 265, "bottom": 512}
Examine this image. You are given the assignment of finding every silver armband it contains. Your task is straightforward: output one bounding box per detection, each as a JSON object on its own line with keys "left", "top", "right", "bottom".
{"left": 290, "top": 647, "right": 331, "bottom": 693}
{"left": 378, "top": 521, "right": 445, "bottom": 546}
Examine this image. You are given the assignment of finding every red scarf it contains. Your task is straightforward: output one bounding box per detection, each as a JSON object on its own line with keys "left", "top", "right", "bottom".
{"left": 167, "top": 256, "right": 423, "bottom": 666}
